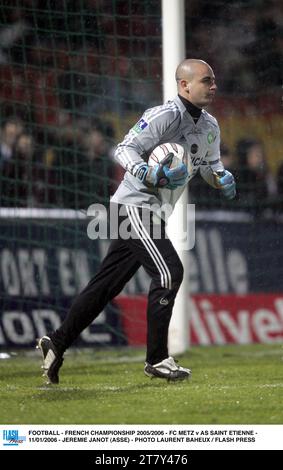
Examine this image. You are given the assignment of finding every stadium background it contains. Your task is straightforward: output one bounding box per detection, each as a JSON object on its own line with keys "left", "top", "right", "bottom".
{"left": 0, "top": 0, "right": 283, "bottom": 349}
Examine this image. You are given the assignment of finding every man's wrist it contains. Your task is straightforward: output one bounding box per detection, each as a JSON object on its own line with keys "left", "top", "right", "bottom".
{"left": 133, "top": 162, "right": 150, "bottom": 184}
{"left": 133, "top": 162, "right": 168, "bottom": 188}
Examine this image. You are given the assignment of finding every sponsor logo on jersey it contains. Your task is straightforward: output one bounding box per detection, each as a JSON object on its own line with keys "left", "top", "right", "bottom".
{"left": 191, "top": 155, "right": 203, "bottom": 166}
{"left": 190, "top": 143, "right": 198, "bottom": 154}
{"left": 133, "top": 118, "right": 148, "bottom": 134}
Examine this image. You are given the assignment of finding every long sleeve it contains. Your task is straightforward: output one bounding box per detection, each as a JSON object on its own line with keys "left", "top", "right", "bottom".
{"left": 114, "top": 102, "right": 180, "bottom": 178}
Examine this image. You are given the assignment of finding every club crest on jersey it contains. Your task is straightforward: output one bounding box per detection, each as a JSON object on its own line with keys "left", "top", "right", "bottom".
{"left": 133, "top": 118, "right": 148, "bottom": 134}
{"left": 207, "top": 132, "right": 216, "bottom": 144}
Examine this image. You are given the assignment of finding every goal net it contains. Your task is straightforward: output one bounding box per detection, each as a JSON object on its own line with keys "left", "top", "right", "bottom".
{"left": 0, "top": 0, "right": 282, "bottom": 349}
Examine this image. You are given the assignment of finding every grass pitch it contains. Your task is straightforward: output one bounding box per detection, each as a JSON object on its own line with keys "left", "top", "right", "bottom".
{"left": 0, "top": 344, "right": 282, "bottom": 424}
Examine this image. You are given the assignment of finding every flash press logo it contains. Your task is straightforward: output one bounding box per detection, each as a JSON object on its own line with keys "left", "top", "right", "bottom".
{"left": 2, "top": 429, "right": 26, "bottom": 446}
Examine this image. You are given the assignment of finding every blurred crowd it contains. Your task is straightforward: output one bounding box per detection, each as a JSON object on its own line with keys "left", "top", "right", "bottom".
{"left": 187, "top": 0, "right": 283, "bottom": 94}
{"left": 189, "top": 139, "right": 282, "bottom": 216}
{"left": 1, "top": 115, "right": 283, "bottom": 216}
{"left": 0, "top": 115, "right": 120, "bottom": 209}
{"left": 0, "top": 0, "right": 282, "bottom": 215}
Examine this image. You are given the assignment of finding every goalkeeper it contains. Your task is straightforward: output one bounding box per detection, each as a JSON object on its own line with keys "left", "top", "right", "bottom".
{"left": 37, "top": 59, "right": 236, "bottom": 384}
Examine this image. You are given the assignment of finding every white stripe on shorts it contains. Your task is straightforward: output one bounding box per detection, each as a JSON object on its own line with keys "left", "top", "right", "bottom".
{"left": 126, "top": 205, "right": 172, "bottom": 289}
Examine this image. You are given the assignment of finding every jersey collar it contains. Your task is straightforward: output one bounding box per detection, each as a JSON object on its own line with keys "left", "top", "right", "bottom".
{"left": 177, "top": 94, "right": 202, "bottom": 123}
{"left": 174, "top": 95, "right": 204, "bottom": 126}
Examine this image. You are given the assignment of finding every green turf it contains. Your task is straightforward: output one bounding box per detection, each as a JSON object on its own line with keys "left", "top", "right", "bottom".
{"left": 0, "top": 344, "right": 282, "bottom": 424}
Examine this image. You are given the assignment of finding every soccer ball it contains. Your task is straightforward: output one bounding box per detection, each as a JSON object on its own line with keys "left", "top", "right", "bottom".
{"left": 148, "top": 143, "right": 191, "bottom": 173}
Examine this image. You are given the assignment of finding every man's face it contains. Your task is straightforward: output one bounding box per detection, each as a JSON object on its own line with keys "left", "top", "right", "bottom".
{"left": 185, "top": 66, "right": 217, "bottom": 108}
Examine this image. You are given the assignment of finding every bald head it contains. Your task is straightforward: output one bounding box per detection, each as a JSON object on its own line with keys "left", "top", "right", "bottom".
{"left": 175, "top": 59, "right": 217, "bottom": 108}
{"left": 175, "top": 59, "right": 211, "bottom": 82}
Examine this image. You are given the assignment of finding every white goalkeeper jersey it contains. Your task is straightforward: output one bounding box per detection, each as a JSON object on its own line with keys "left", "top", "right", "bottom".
{"left": 111, "top": 95, "right": 224, "bottom": 216}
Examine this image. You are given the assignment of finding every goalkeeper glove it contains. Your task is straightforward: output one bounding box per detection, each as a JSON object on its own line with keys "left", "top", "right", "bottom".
{"left": 213, "top": 170, "right": 236, "bottom": 200}
{"left": 135, "top": 153, "right": 189, "bottom": 189}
